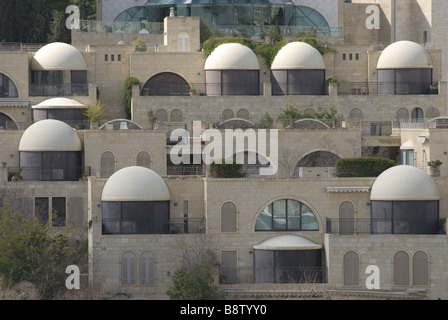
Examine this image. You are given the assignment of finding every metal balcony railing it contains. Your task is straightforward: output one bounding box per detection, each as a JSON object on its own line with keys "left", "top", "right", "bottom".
{"left": 169, "top": 218, "right": 206, "bottom": 234}
{"left": 220, "top": 267, "right": 327, "bottom": 284}
{"left": 326, "top": 218, "right": 442, "bottom": 235}
{"left": 29, "top": 84, "right": 89, "bottom": 97}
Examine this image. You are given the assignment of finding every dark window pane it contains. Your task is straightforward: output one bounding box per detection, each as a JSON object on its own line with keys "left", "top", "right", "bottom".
{"left": 52, "top": 197, "right": 66, "bottom": 227}
{"left": 35, "top": 197, "right": 49, "bottom": 225}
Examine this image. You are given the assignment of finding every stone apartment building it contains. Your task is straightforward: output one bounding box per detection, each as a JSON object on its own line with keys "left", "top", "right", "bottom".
{"left": 1, "top": 0, "right": 448, "bottom": 299}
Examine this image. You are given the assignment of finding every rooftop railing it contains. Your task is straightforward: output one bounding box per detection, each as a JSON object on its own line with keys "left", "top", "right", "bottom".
{"left": 0, "top": 42, "right": 45, "bottom": 52}
{"left": 78, "top": 20, "right": 341, "bottom": 38}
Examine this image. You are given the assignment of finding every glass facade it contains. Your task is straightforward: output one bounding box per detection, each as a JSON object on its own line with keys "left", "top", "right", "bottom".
{"left": 254, "top": 248, "right": 323, "bottom": 283}
{"left": 20, "top": 151, "right": 83, "bottom": 181}
{"left": 114, "top": 2, "right": 330, "bottom": 29}
{"left": 371, "top": 200, "right": 439, "bottom": 234}
{"left": 102, "top": 201, "right": 170, "bottom": 234}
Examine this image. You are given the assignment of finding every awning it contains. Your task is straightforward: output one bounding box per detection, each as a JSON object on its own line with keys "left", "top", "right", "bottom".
{"left": 417, "top": 135, "right": 429, "bottom": 143}
{"left": 400, "top": 140, "right": 414, "bottom": 150}
{"left": 253, "top": 234, "right": 322, "bottom": 251}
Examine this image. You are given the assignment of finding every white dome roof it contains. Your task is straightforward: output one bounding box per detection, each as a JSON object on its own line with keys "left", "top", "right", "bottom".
{"left": 377, "top": 41, "right": 433, "bottom": 69}
{"left": 204, "top": 43, "right": 260, "bottom": 70}
{"left": 370, "top": 165, "right": 439, "bottom": 201}
{"left": 253, "top": 234, "right": 322, "bottom": 251}
{"left": 31, "top": 42, "right": 87, "bottom": 71}
{"left": 19, "top": 119, "right": 82, "bottom": 152}
{"left": 101, "top": 166, "right": 171, "bottom": 202}
{"left": 32, "top": 97, "right": 86, "bottom": 109}
{"left": 271, "top": 42, "right": 326, "bottom": 70}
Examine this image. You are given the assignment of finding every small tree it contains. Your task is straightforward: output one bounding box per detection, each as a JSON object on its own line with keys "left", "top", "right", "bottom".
{"left": 166, "top": 263, "right": 222, "bottom": 300}
{"left": 84, "top": 100, "right": 105, "bottom": 123}
{"left": 0, "top": 198, "right": 88, "bottom": 299}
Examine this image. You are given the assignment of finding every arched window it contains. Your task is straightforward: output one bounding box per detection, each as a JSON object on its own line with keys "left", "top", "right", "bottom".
{"left": 136, "top": 151, "right": 151, "bottom": 168}
{"left": 140, "top": 251, "right": 155, "bottom": 285}
{"left": 411, "top": 107, "right": 424, "bottom": 121}
{"left": 296, "top": 151, "right": 340, "bottom": 168}
{"left": 0, "top": 73, "right": 18, "bottom": 98}
{"left": 121, "top": 251, "right": 137, "bottom": 285}
{"left": 178, "top": 33, "right": 190, "bottom": 52}
{"left": 170, "top": 109, "right": 183, "bottom": 122}
{"left": 156, "top": 109, "right": 168, "bottom": 122}
{"left": 222, "top": 109, "right": 234, "bottom": 121}
{"left": 396, "top": 107, "right": 409, "bottom": 121}
{"left": 349, "top": 108, "right": 363, "bottom": 121}
{"left": 0, "top": 112, "right": 14, "bottom": 130}
{"left": 142, "top": 72, "right": 190, "bottom": 96}
{"left": 183, "top": 250, "right": 198, "bottom": 270}
{"left": 221, "top": 202, "right": 237, "bottom": 232}
{"left": 236, "top": 108, "right": 249, "bottom": 120}
{"left": 412, "top": 251, "right": 429, "bottom": 285}
{"left": 255, "top": 199, "right": 318, "bottom": 231}
{"left": 394, "top": 251, "right": 410, "bottom": 285}
{"left": 339, "top": 201, "right": 355, "bottom": 234}
{"left": 101, "top": 151, "right": 115, "bottom": 178}
{"left": 343, "top": 251, "right": 359, "bottom": 285}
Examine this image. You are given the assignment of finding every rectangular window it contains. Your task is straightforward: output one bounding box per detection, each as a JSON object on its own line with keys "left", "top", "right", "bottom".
{"left": 34, "top": 197, "right": 66, "bottom": 226}
{"left": 105, "top": 54, "right": 108, "bottom": 61}
{"left": 355, "top": 53, "right": 359, "bottom": 60}
{"left": 118, "top": 54, "right": 121, "bottom": 61}
{"left": 35, "top": 197, "right": 49, "bottom": 225}
{"left": 401, "top": 149, "right": 414, "bottom": 166}
{"left": 349, "top": 53, "right": 353, "bottom": 60}
{"left": 52, "top": 197, "right": 66, "bottom": 227}
{"left": 342, "top": 53, "right": 346, "bottom": 60}
{"left": 423, "top": 31, "right": 428, "bottom": 44}
{"left": 111, "top": 54, "right": 114, "bottom": 62}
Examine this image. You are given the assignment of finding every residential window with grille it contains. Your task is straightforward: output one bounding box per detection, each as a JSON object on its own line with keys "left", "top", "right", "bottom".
{"left": 121, "top": 251, "right": 137, "bottom": 285}
{"left": 394, "top": 251, "right": 410, "bottom": 285}
{"left": 140, "top": 251, "right": 155, "bottom": 285}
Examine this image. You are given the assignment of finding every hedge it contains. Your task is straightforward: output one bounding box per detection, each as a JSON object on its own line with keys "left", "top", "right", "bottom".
{"left": 334, "top": 157, "right": 395, "bottom": 177}
{"left": 209, "top": 159, "right": 247, "bottom": 178}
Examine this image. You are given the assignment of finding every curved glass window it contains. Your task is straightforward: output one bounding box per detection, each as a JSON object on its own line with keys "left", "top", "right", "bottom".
{"left": 115, "top": 4, "right": 329, "bottom": 29}
{"left": 142, "top": 72, "right": 190, "bottom": 96}
{"left": 255, "top": 199, "right": 318, "bottom": 231}
{"left": 0, "top": 73, "right": 18, "bottom": 98}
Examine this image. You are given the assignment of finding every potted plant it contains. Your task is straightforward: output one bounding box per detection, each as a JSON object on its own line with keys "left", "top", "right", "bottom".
{"left": 1, "top": 161, "right": 6, "bottom": 168}
{"left": 428, "top": 159, "right": 442, "bottom": 177}
{"left": 141, "top": 88, "right": 149, "bottom": 96}
{"left": 11, "top": 168, "right": 23, "bottom": 181}
{"left": 189, "top": 88, "right": 197, "bottom": 96}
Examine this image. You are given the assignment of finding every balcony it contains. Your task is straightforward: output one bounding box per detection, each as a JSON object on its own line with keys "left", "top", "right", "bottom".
{"left": 325, "top": 218, "right": 442, "bottom": 235}
{"left": 169, "top": 218, "right": 206, "bottom": 234}
{"left": 29, "top": 84, "right": 89, "bottom": 97}
{"left": 8, "top": 166, "right": 89, "bottom": 182}
{"left": 337, "top": 81, "right": 439, "bottom": 96}
{"left": 220, "top": 267, "right": 327, "bottom": 284}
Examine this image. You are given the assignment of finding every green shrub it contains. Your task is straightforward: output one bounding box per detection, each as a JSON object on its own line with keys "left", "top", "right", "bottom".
{"left": 202, "top": 37, "right": 254, "bottom": 58}
{"left": 209, "top": 159, "right": 247, "bottom": 178}
{"left": 334, "top": 157, "right": 395, "bottom": 177}
{"left": 123, "top": 77, "right": 141, "bottom": 119}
